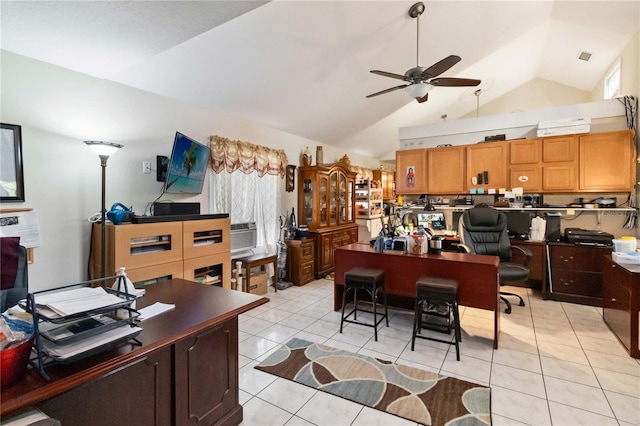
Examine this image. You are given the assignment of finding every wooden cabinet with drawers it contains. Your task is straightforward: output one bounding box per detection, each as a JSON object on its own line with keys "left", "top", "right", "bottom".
{"left": 545, "top": 242, "right": 611, "bottom": 306}
{"left": 310, "top": 224, "right": 358, "bottom": 278}
{"left": 285, "top": 238, "right": 315, "bottom": 286}
{"left": 91, "top": 217, "right": 231, "bottom": 288}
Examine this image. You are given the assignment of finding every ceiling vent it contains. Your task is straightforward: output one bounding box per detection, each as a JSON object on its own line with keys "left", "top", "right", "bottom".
{"left": 578, "top": 51, "right": 592, "bottom": 61}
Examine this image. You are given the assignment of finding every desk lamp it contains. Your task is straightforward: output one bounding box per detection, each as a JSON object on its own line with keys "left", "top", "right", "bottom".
{"left": 85, "top": 140, "right": 123, "bottom": 279}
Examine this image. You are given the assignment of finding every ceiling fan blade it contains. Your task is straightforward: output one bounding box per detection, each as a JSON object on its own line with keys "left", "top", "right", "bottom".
{"left": 366, "top": 84, "right": 408, "bottom": 98}
{"left": 429, "top": 77, "right": 481, "bottom": 87}
{"left": 370, "top": 70, "right": 410, "bottom": 81}
{"left": 417, "top": 93, "right": 429, "bottom": 103}
{"left": 420, "top": 55, "right": 461, "bottom": 79}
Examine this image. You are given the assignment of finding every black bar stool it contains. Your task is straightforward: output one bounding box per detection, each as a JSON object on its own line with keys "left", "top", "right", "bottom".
{"left": 411, "top": 275, "right": 462, "bottom": 361}
{"left": 340, "top": 267, "right": 388, "bottom": 341}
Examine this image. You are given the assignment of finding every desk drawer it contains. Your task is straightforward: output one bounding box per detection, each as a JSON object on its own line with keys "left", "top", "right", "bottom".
{"left": 550, "top": 269, "right": 602, "bottom": 298}
{"left": 549, "top": 245, "right": 609, "bottom": 272}
{"left": 300, "top": 260, "right": 315, "bottom": 284}
{"left": 301, "top": 241, "right": 314, "bottom": 261}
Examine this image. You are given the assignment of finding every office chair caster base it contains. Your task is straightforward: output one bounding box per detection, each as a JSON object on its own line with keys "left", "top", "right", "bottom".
{"left": 501, "top": 296, "right": 512, "bottom": 314}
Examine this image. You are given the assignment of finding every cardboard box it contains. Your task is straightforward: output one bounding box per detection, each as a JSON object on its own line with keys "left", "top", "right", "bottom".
{"left": 248, "top": 271, "right": 268, "bottom": 295}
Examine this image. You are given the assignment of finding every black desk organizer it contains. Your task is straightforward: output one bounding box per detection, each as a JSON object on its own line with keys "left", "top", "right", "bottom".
{"left": 22, "top": 275, "right": 142, "bottom": 381}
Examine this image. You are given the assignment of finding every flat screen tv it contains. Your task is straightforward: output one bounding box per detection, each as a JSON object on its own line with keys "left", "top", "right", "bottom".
{"left": 163, "top": 132, "right": 211, "bottom": 194}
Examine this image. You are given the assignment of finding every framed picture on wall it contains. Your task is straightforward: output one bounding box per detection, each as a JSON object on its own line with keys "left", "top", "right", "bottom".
{"left": 286, "top": 165, "right": 296, "bottom": 192}
{"left": 0, "top": 123, "right": 25, "bottom": 202}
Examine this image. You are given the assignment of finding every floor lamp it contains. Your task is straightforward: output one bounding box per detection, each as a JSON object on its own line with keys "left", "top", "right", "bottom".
{"left": 85, "top": 140, "right": 124, "bottom": 279}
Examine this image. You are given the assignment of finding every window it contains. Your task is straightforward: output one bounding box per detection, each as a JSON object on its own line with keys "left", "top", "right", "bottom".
{"left": 604, "top": 61, "right": 621, "bottom": 99}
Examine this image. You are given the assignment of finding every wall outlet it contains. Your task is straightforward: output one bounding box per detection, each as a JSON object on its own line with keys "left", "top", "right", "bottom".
{"left": 142, "top": 161, "right": 151, "bottom": 174}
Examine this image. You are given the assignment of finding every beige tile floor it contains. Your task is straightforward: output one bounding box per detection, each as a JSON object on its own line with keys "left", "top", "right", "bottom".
{"left": 238, "top": 279, "right": 640, "bottom": 426}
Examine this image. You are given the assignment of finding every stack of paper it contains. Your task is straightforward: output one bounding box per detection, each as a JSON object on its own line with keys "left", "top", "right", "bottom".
{"left": 40, "top": 325, "right": 142, "bottom": 361}
{"left": 137, "top": 302, "right": 175, "bottom": 321}
{"left": 34, "top": 287, "right": 127, "bottom": 318}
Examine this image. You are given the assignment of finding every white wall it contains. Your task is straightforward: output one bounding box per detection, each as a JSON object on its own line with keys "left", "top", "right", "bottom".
{"left": 591, "top": 31, "right": 639, "bottom": 101}
{"left": 0, "top": 51, "right": 380, "bottom": 291}
{"left": 460, "top": 78, "right": 592, "bottom": 120}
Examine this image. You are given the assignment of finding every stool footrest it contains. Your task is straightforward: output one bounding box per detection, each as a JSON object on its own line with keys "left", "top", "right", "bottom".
{"left": 342, "top": 307, "right": 387, "bottom": 329}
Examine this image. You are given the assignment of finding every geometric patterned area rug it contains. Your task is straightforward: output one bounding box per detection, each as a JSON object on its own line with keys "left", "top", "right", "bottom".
{"left": 255, "top": 338, "right": 491, "bottom": 426}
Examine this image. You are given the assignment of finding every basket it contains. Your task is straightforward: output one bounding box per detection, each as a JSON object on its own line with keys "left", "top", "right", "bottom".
{"left": 1, "top": 335, "right": 34, "bottom": 388}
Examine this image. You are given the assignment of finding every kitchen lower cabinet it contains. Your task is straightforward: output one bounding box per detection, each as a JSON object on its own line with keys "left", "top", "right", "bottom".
{"left": 601, "top": 256, "right": 639, "bottom": 358}
{"left": 546, "top": 243, "right": 610, "bottom": 306}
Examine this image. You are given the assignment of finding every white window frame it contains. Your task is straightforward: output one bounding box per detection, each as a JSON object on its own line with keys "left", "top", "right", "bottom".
{"left": 604, "top": 60, "right": 621, "bottom": 100}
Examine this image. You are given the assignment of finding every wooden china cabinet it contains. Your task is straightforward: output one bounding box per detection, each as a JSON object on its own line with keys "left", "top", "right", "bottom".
{"left": 298, "top": 160, "right": 358, "bottom": 278}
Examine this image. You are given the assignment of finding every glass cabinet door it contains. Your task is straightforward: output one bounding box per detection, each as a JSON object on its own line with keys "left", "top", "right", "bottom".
{"left": 329, "top": 172, "right": 337, "bottom": 226}
{"left": 320, "top": 176, "right": 328, "bottom": 227}
{"left": 346, "top": 178, "right": 354, "bottom": 222}
{"left": 338, "top": 173, "right": 346, "bottom": 223}
{"left": 303, "top": 177, "right": 314, "bottom": 227}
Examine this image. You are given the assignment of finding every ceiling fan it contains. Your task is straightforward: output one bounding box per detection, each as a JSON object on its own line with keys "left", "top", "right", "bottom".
{"left": 366, "top": 2, "right": 481, "bottom": 103}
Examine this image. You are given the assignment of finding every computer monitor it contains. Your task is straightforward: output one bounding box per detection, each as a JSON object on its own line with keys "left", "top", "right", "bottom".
{"left": 417, "top": 212, "right": 446, "bottom": 230}
{"left": 505, "top": 212, "right": 532, "bottom": 237}
{"left": 452, "top": 211, "right": 464, "bottom": 232}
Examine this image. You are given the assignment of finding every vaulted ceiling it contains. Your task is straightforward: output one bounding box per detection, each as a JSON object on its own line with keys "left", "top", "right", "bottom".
{"left": 1, "top": 1, "right": 638, "bottom": 160}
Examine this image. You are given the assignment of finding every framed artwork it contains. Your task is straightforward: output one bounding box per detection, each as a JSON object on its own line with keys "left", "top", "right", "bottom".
{"left": 286, "top": 165, "right": 296, "bottom": 192}
{"left": 406, "top": 166, "right": 415, "bottom": 188}
{"left": 0, "top": 123, "right": 25, "bottom": 202}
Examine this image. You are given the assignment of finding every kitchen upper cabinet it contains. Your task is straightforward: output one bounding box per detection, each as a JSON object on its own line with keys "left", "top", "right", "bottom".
{"left": 542, "top": 135, "right": 577, "bottom": 162}
{"left": 466, "top": 141, "right": 508, "bottom": 191}
{"left": 542, "top": 165, "right": 577, "bottom": 192}
{"left": 372, "top": 169, "right": 395, "bottom": 200}
{"left": 542, "top": 135, "right": 578, "bottom": 191}
{"left": 396, "top": 149, "right": 427, "bottom": 194}
{"left": 428, "top": 145, "right": 465, "bottom": 194}
{"left": 509, "top": 139, "right": 541, "bottom": 191}
{"left": 579, "top": 130, "right": 635, "bottom": 192}
{"left": 510, "top": 165, "right": 542, "bottom": 192}
{"left": 510, "top": 138, "right": 541, "bottom": 164}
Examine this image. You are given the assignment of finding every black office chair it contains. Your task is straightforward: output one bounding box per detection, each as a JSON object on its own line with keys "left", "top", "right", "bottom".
{"left": 1, "top": 237, "right": 29, "bottom": 312}
{"left": 458, "top": 207, "right": 531, "bottom": 314}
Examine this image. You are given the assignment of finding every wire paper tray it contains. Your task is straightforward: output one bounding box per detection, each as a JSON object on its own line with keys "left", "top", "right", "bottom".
{"left": 21, "top": 286, "right": 137, "bottom": 324}
{"left": 39, "top": 311, "right": 140, "bottom": 344}
{"left": 34, "top": 325, "right": 143, "bottom": 364}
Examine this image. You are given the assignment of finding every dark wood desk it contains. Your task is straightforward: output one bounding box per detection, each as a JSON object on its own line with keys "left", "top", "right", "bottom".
{"left": 334, "top": 243, "right": 501, "bottom": 348}
{"left": 601, "top": 255, "right": 640, "bottom": 358}
{"left": 1, "top": 279, "right": 268, "bottom": 425}
{"left": 233, "top": 252, "right": 278, "bottom": 293}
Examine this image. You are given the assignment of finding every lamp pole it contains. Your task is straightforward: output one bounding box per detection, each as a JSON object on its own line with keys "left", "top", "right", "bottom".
{"left": 85, "top": 141, "right": 123, "bottom": 279}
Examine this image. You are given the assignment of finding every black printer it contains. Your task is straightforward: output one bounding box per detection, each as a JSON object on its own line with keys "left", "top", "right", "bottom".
{"left": 564, "top": 228, "right": 613, "bottom": 246}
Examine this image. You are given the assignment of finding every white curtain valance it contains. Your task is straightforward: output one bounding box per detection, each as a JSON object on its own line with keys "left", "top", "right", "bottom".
{"left": 209, "top": 135, "right": 288, "bottom": 178}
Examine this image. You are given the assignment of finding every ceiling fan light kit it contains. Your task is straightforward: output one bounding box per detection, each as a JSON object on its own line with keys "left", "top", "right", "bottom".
{"left": 367, "top": 2, "right": 480, "bottom": 103}
{"left": 404, "top": 82, "right": 431, "bottom": 99}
